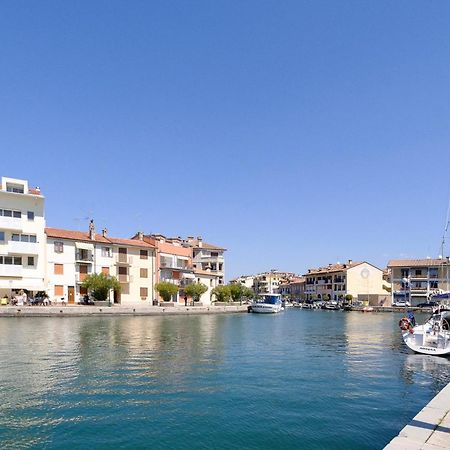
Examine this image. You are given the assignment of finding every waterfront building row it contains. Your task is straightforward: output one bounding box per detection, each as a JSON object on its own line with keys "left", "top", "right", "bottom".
{"left": 0, "top": 177, "right": 226, "bottom": 306}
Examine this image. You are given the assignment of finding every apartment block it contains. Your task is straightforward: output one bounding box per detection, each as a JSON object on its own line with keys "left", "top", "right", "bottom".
{"left": 387, "top": 258, "right": 450, "bottom": 306}
{"left": 46, "top": 223, "right": 155, "bottom": 305}
{"left": 279, "top": 277, "right": 306, "bottom": 301}
{"left": 304, "top": 260, "right": 389, "bottom": 304}
{"left": 253, "top": 271, "right": 297, "bottom": 295}
{"left": 188, "top": 236, "right": 225, "bottom": 285}
{"left": 0, "top": 177, "right": 46, "bottom": 297}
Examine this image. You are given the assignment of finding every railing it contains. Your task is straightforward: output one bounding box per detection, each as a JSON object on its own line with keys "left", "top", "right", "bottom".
{"left": 0, "top": 216, "right": 22, "bottom": 230}
{"left": 8, "top": 240, "right": 39, "bottom": 254}
{"left": 0, "top": 264, "right": 23, "bottom": 276}
{"left": 76, "top": 252, "right": 94, "bottom": 262}
{"left": 116, "top": 255, "right": 133, "bottom": 265}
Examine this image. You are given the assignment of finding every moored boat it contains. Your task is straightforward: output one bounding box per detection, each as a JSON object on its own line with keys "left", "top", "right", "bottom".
{"left": 251, "top": 294, "right": 283, "bottom": 314}
{"left": 399, "top": 307, "right": 450, "bottom": 356}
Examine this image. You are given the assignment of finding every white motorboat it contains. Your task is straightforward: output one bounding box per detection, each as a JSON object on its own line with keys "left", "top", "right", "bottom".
{"left": 400, "top": 308, "right": 450, "bottom": 356}
{"left": 251, "top": 294, "right": 283, "bottom": 314}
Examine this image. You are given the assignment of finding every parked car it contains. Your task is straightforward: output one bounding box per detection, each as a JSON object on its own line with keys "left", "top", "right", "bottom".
{"left": 393, "top": 300, "right": 411, "bottom": 307}
{"left": 416, "top": 301, "right": 439, "bottom": 308}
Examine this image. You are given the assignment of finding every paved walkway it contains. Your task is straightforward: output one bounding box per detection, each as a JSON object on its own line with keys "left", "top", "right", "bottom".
{"left": 0, "top": 304, "right": 249, "bottom": 317}
{"left": 385, "top": 381, "right": 450, "bottom": 449}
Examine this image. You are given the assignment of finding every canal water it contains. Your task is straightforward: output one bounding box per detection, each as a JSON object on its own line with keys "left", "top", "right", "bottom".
{"left": 0, "top": 310, "right": 449, "bottom": 449}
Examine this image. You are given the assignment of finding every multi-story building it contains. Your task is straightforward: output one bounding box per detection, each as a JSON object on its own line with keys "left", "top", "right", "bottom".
{"left": 188, "top": 236, "right": 226, "bottom": 286}
{"left": 0, "top": 177, "right": 46, "bottom": 298}
{"left": 137, "top": 234, "right": 224, "bottom": 305}
{"left": 279, "top": 277, "right": 306, "bottom": 301}
{"left": 230, "top": 275, "right": 255, "bottom": 290}
{"left": 137, "top": 234, "right": 195, "bottom": 304}
{"left": 46, "top": 222, "right": 155, "bottom": 305}
{"left": 253, "top": 271, "right": 297, "bottom": 295}
{"left": 387, "top": 258, "right": 450, "bottom": 306}
{"left": 303, "top": 260, "right": 389, "bottom": 304}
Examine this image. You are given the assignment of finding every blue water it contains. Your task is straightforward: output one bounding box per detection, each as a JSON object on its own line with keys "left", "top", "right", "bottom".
{"left": 0, "top": 310, "right": 449, "bottom": 449}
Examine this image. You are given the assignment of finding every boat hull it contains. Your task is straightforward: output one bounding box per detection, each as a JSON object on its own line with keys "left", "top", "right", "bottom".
{"left": 251, "top": 304, "right": 282, "bottom": 314}
{"left": 403, "top": 326, "right": 450, "bottom": 356}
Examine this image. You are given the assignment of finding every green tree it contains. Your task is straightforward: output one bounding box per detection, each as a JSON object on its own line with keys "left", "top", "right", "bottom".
{"left": 345, "top": 294, "right": 353, "bottom": 302}
{"left": 82, "top": 273, "right": 121, "bottom": 301}
{"left": 229, "top": 283, "right": 244, "bottom": 302}
{"left": 242, "top": 287, "right": 255, "bottom": 300}
{"left": 184, "top": 282, "right": 208, "bottom": 303}
{"left": 155, "top": 282, "right": 179, "bottom": 302}
{"left": 211, "top": 285, "right": 231, "bottom": 303}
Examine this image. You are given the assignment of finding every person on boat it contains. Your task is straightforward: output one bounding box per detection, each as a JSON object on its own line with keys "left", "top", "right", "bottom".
{"left": 407, "top": 311, "right": 416, "bottom": 327}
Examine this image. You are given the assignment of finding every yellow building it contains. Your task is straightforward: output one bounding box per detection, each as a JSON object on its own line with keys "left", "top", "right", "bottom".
{"left": 304, "top": 260, "right": 389, "bottom": 304}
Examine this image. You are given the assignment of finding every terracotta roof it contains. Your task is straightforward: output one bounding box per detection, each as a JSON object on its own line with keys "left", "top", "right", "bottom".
{"left": 190, "top": 239, "right": 226, "bottom": 251}
{"left": 45, "top": 227, "right": 154, "bottom": 248}
{"left": 304, "top": 262, "right": 364, "bottom": 276}
{"left": 388, "top": 258, "right": 450, "bottom": 268}
{"left": 28, "top": 188, "right": 43, "bottom": 195}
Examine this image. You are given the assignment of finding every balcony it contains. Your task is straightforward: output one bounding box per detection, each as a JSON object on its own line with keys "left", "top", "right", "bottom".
{"left": 118, "top": 274, "right": 132, "bottom": 283}
{"left": 8, "top": 240, "right": 40, "bottom": 255}
{"left": 0, "top": 264, "right": 23, "bottom": 277}
{"left": 115, "top": 255, "right": 133, "bottom": 265}
{"left": 0, "top": 216, "right": 22, "bottom": 230}
{"left": 410, "top": 274, "right": 427, "bottom": 280}
{"left": 76, "top": 251, "right": 94, "bottom": 263}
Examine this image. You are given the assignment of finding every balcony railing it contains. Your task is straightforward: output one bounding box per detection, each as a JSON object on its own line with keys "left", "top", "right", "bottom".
{"left": 76, "top": 252, "right": 94, "bottom": 262}
{"left": 8, "top": 241, "right": 39, "bottom": 254}
{"left": 0, "top": 216, "right": 22, "bottom": 230}
{"left": 0, "top": 264, "right": 23, "bottom": 277}
{"left": 116, "top": 255, "right": 133, "bottom": 265}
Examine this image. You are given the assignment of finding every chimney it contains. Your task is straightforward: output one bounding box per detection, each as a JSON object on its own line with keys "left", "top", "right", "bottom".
{"left": 102, "top": 228, "right": 108, "bottom": 238}
{"left": 137, "top": 231, "right": 144, "bottom": 241}
{"left": 88, "top": 219, "right": 96, "bottom": 240}
{"left": 348, "top": 259, "right": 353, "bottom": 265}
{"left": 197, "top": 236, "right": 203, "bottom": 248}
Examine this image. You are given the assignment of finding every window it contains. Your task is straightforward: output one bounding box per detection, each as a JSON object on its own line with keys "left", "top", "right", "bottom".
{"left": 3, "top": 210, "right": 12, "bottom": 217}
{"left": 140, "top": 268, "right": 148, "bottom": 278}
{"left": 54, "top": 285, "right": 64, "bottom": 296}
{"left": 27, "top": 211, "right": 34, "bottom": 221}
{"left": 119, "top": 247, "right": 127, "bottom": 254}
{"left": 102, "top": 247, "right": 112, "bottom": 257}
{"left": 6, "top": 183, "right": 24, "bottom": 193}
{"left": 29, "top": 235, "right": 37, "bottom": 243}
{"left": 54, "top": 241, "right": 64, "bottom": 253}
{"left": 13, "top": 257, "right": 21, "bottom": 265}
{"left": 54, "top": 264, "right": 64, "bottom": 275}
{"left": 118, "top": 266, "right": 128, "bottom": 275}
{"left": 415, "top": 269, "right": 422, "bottom": 276}
{"left": 211, "top": 252, "right": 219, "bottom": 257}
{"left": 140, "top": 250, "right": 148, "bottom": 259}
{"left": 140, "top": 287, "right": 148, "bottom": 298}
{"left": 27, "top": 257, "right": 34, "bottom": 266}
{"left": 102, "top": 267, "right": 110, "bottom": 275}
{"left": 0, "top": 231, "right": 4, "bottom": 241}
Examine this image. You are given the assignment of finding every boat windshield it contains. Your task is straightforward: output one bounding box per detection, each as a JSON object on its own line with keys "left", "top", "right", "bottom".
{"left": 256, "top": 295, "right": 281, "bottom": 305}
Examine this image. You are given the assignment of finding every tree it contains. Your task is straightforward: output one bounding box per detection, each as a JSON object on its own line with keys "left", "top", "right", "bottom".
{"left": 211, "top": 285, "right": 231, "bottom": 303}
{"left": 82, "top": 273, "right": 121, "bottom": 301}
{"left": 155, "top": 282, "right": 179, "bottom": 302}
{"left": 229, "top": 283, "right": 244, "bottom": 303}
{"left": 242, "top": 287, "right": 255, "bottom": 301}
{"left": 345, "top": 294, "right": 353, "bottom": 302}
{"left": 184, "top": 282, "right": 208, "bottom": 303}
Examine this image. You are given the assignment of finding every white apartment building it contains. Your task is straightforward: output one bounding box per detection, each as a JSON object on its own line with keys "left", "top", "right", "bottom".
{"left": 188, "top": 236, "right": 225, "bottom": 285}
{"left": 0, "top": 177, "right": 46, "bottom": 298}
{"left": 46, "top": 222, "right": 155, "bottom": 305}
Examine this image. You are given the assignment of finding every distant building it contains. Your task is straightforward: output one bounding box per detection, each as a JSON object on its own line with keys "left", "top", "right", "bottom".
{"left": 231, "top": 271, "right": 298, "bottom": 295}
{"left": 303, "top": 260, "right": 390, "bottom": 305}
{"left": 0, "top": 177, "right": 46, "bottom": 298}
{"left": 279, "top": 277, "right": 306, "bottom": 301}
{"left": 387, "top": 258, "right": 450, "bottom": 306}
{"left": 230, "top": 275, "right": 255, "bottom": 290}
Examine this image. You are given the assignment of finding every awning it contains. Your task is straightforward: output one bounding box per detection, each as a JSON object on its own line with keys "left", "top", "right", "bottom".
{"left": 75, "top": 242, "right": 94, "bottom": 250}
{"left": 182, "top": 273, "right": 196, "bottom": 279}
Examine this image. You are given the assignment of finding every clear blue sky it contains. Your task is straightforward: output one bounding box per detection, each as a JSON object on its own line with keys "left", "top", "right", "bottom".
{"left": 2, "top": 1, "right": 450, "bottom": 280}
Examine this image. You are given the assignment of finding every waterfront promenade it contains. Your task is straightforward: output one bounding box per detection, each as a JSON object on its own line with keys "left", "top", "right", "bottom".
{"left": 0, "top": 304, "right": 248, "bottom": 317}
{"left": 385, "top": 381, "right": 450, "bottom": 449}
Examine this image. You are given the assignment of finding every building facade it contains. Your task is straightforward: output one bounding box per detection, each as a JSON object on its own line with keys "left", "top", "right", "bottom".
{"left": 0, "top": 177, "right": 46, "bottom": 298}
{"left": 387, "top": 258, "right": 450, "bottom": 306}
{"left": 46, "top": 223, "right": 155, "bottom": 305}
{"left": 304, "top": 260, "right": 390, "bottom": 304}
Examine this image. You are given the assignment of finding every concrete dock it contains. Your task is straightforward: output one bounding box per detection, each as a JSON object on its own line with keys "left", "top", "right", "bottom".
{"left": 0, "top": 304, "right": 249, "bottom": 317}
{"left": 384, "top": 381, "right": 450, "bottom": 449}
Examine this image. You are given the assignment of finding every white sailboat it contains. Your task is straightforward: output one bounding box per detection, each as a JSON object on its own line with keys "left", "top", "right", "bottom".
{"left": 400, "top": 308, "right": 450, "bottom": 356}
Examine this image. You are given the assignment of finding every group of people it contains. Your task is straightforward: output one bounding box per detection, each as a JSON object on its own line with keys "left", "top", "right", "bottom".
{"left": 0, "top": 290, "right": 51, "bottom": 306}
